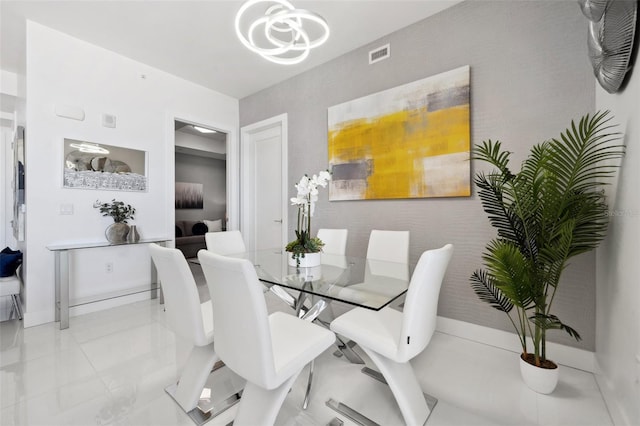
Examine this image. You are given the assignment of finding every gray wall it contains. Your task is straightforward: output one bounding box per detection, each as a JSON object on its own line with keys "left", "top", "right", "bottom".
{"left": 240, "top": 1, "right": 595, "bottom": 350}
{"left": 175, "top": 152, "right": 226, "bottom": 224}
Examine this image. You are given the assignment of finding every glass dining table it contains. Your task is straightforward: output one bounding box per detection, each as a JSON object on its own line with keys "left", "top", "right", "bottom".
{"left": 224, "top": 249, "right": 411, "bottom": 365}
{"left": 192, "top": 248, "right": 413, "bottom": 413}
{"left": 229, "top": 249, "right": 410, "bottom": 319}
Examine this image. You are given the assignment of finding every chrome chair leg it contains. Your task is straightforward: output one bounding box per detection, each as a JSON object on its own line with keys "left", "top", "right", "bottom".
{"left": 302, "top": 360, "right": 314, "bottom": 410}
{"left": 12, "top": 294, "right": 23, "bottom": 320}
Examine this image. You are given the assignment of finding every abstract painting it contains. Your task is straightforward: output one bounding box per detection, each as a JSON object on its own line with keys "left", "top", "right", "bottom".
{"left": 327, "top": 65, "right": 471, "bottom": 200}
{"left": 175, "top": 182, "right": 204, "bottom": 209}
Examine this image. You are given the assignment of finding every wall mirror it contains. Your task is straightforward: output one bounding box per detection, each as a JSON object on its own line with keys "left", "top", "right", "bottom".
{"left": 13, "top": 126, "right": 25, "bottom": 241}
{"left": 63, "top": 139, "right": 148, "bottom": 191}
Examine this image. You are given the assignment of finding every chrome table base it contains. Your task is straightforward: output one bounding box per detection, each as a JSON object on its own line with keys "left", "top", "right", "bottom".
{"left": 165, "top": 384, "right": 241, "bottom": 426}
{"left": 165, "top": 361, "right": 244, "bottom": 426}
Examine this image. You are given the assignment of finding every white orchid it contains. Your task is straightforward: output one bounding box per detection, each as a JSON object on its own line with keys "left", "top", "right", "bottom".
{"left": 290, "top": 171, "right": 330, "bottom": 218}
{"left": 286, "top": 170, "right": 332, "bottom": 263}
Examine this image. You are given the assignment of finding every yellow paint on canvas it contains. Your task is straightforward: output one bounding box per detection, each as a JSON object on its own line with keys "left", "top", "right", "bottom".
{"left": 328, "top": 105, "right": 470, "bottom": 198}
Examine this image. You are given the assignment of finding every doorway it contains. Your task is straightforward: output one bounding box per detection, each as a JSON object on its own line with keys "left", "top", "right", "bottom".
{"left": 174, "top": 121, "right": 228, "bottom": 256}
{"left": 240, "top": 114, "right": 288, "bottom": 251}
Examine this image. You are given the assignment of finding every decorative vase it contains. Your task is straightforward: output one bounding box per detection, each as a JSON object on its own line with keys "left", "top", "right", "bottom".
{"left": 106, "top": 222, "right": 130, "bottom": 244}
{"left": 288, "top": 251, "right": 321, "bottom": 268}
{"left": 519, "top": 354, "right": 559, "bottom": 394}
{"left": 127, "top": 225, "right": 140, "bottom": 243}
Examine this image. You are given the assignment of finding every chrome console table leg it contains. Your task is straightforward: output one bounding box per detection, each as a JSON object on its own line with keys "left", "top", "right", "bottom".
{"left": 55, "top": 250, "right": 70, "bottom": 330}
{"left": 54, "top": 251, "right": 61, "bottom": 323}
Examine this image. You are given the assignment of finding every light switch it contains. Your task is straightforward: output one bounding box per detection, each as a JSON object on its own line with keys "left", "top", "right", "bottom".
{"left": 102, "top": 113, "right": 116, "bottom": 128}
{"left": 60, "top": 204, "right": 74, "bottom": 215}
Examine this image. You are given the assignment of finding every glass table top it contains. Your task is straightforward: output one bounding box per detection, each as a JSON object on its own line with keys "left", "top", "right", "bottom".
{"left": 229, "top": 249, "right": 412, "bottom": 311}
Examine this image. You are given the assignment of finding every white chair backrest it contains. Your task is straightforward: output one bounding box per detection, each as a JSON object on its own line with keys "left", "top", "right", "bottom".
{"left": 149, "top": 243, "right": 208, "bottom": 346}
{"left": 317, "top": 228, "right": 348, "bottom": 255}
{"left": 205, "top": 230, "right": 246, "bottom": 255}
{"left": 198, "top": 250, "right": 275, "bottom": 389}
{"left": 366, "top": 230, "right": 410, "bottom": 264}
{"left": 398, "top": 244, "right": 453, "bottom": 362}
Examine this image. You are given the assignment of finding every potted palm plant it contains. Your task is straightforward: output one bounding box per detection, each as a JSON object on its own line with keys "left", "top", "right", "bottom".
{"left": 470, "top": 111, "right": 623, "bottom": 393}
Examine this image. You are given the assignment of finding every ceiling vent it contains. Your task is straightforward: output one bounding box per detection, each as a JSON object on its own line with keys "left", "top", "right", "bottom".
{"left": 369, "top": 43, "right": 390, "bottom": 64}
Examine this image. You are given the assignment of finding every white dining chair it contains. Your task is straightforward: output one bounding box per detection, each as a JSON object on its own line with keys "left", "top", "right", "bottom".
{"left": 329, "top": 244, "right": 454, "bottom": 425}
{"left": 198, "top": 250, "right": 335, "bottom": 426}
{"left": 367, "top": 229, "right": 410, "bottom": 263}
{"left": 205, "top": 230, "right": 246, "bottom": 255}
{"left": 0, "top": 265, "right": 23, "bottom": 320}
{"left": 317, "top": 228, "right": 348, "bottom": 255}
{"left": 149, "top": 243, "right": 239, "bottom": 416}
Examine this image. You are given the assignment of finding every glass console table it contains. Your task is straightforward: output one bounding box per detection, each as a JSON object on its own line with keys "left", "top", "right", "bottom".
{"left": 47, "top": 237, "right": 171, "bottom": 330}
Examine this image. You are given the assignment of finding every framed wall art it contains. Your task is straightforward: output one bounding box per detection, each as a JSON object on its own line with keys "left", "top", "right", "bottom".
{"left": 175, "top": 182, "right": 204, "bottom": 209}
{"left": 327, "top": 65, "right": 471, "bottom": 200}
{"left": 63, "top": 139, "right": 147, "bottom": 191}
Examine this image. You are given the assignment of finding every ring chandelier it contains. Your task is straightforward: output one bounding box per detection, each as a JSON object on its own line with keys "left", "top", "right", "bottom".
{"left": 235, "top": 0, "right": 330, "bottom": 65}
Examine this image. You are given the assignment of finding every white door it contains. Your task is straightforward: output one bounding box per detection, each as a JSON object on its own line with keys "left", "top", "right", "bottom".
{"left": 241, "top": 114, "right": 288, "bottom": 251}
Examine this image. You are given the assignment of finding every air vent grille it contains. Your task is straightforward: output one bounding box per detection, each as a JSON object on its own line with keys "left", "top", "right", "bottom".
{"left": 369, "top": 44, "right": 390, "bottom": 64}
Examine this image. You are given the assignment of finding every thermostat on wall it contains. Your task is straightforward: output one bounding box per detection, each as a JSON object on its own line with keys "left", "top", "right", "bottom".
{"left": 102, "top": 113, "right": 116, "bottom": 128}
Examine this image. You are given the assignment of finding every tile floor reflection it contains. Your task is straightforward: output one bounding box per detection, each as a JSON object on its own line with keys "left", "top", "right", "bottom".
{"left": 0, "top": 295, "right": 612, "bottom": 426}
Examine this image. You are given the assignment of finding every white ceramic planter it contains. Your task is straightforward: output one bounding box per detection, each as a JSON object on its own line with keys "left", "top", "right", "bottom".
{"left": 519, "top": 355, "right": 559, "bottom": 394}
{"left": 288, "top": 252, "right": 321, "bottom": 267}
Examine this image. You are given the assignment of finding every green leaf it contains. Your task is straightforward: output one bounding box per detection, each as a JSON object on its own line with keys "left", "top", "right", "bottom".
{"left": 470, "top": 270, "right": 514, "bottom": 313}
{"left": 529, "top": 313, "right": 582, "bottom": 341}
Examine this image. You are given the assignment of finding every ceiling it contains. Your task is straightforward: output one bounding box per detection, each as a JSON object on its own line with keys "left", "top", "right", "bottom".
{"left": 0, "top": 0, "right": 463, "bottom": 99}
{"left": 175, "top": 120, "right": 227, "bottom": 142}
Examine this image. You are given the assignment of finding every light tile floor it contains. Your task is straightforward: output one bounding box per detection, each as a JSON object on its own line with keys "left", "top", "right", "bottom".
{"left": 1, "top": 293, "right": 612, "bottom": 426}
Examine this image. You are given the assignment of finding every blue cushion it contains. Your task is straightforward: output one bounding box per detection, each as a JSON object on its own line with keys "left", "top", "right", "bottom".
{"left": 0, "top": 248, "right": 22, "bottom": 278}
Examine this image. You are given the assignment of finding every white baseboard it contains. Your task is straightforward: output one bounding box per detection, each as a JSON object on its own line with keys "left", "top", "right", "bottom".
{"left": 23, "top": 309, "right": 55, "bottom": 328}
{"left": 436, "top": 316, "right": 595, "bottom": 372}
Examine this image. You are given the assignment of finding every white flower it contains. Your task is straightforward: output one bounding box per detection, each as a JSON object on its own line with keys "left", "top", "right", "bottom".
{"left": 316, "top": 170, "right": 331, "bottom": 186}
{"left": 295, "top": 175, "right": 311, "bottom": 196}
{"left": 290, "top": 197, "right": 305, "bottom": 206}
{"left": 291, "top": 170, "right": 331, "bottom": 223}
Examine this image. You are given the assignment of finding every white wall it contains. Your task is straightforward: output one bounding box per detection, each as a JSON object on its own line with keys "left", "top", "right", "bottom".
{"left": 595, "top": 68, "right": 640, "bottom": 423}
{"left": 23, "top": 21, "right": 238, "bottom": 327}
{"left": 175, "top": 131, "right": 226, "bottom": 155}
